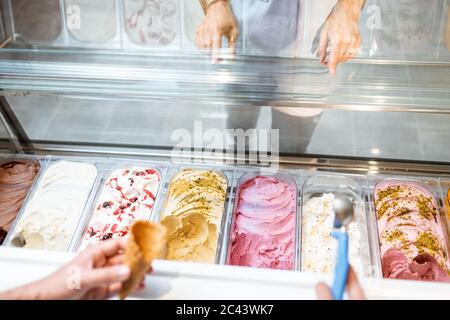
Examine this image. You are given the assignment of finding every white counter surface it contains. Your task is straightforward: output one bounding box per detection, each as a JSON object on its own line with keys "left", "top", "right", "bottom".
{"left": 1, "top": 247, "right": 449, "bottom": 300}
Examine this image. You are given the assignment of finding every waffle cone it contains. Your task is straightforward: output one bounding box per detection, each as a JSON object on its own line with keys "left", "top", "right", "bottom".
{"left": 119, "top": 221, "right": 166, "bottom": 300}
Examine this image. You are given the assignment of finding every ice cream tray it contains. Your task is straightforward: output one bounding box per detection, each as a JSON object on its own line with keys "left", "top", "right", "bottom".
{"left": 0, "top": 153, "right": 449, "bottom": 283}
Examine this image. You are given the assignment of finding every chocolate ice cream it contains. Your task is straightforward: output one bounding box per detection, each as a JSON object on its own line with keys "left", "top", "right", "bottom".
{"left": 0, "top": 160, "right": 40, "bottom": 245}
{"left": 12, "top": 0, "right": 62, "bottom": 43}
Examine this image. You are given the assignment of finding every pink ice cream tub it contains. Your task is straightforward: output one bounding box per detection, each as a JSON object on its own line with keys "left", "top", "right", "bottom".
{"left": 373, "top": 178, "right": 450, "bottom": 283}
{"left": 226, "top": 172, "right": 299, "bottom": 271}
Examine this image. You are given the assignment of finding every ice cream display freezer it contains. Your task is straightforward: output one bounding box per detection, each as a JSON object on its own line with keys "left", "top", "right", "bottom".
{"left": 0, "top": 0, "right": 450, "bottom": 300}
{"left": 0, "top": 154, "right": 449, "bottom": 299}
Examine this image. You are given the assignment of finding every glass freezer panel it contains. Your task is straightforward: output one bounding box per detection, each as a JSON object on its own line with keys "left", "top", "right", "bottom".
{"left": 0, "top": 109, "right": 12, "bottom": 151}
{"left": 64, "top": 0, "right": 121, "bottom": 49}
{"left": 0, "top": 0, "right": 448, "bottom": 62}
{"left": 0, "top": 2, "right": 449, "bottom": 115}
{"left": 9, "top": 0, "right": 63, "bottom": 45}
{"left": 0, "top": 118, "right": 9, "bottom": 140}
{"left": 5, "top": 94, "right": 450, "bottom": 163}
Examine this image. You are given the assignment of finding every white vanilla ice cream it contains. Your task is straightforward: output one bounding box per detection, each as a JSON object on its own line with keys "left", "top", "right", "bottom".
{"left": 11, "top": 161, "right": 97, "bottom": 251}
{"left": 301, "top": 193, "right": 367, "bottom": 276}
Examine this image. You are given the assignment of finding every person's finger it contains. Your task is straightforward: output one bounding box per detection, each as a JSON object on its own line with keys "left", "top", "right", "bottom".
{"left": 339, "top": 48, "right": 352, "bottom": 63}
{"left": 318, "top": 28, "right": 329, "bottom": 64}
{"left": 354, "top": 36, "right": 361, "bottom": 50}
{"left": 147, "top": 266, "right": 153, "bottom": 274}
{"left": 328, "top": 45, "right": 340, "bottom": 75}
{"left": 212, "top": 32, "right": 223, "bottom": 63}
{"left": 347, "top": 37, "right": 361, "bottom": 60}
{"left": 197, "top": 32, "right": 206, "bottom": 49}
{"left": 107, "top": 254, "right": 125, "bottom": 266}
{"left": 202, "top": 30, "right": 213, "bottom": 50}
{"left": 92, "top": 238, "right": 128, "bottom": 262}
{"left": 106, "top": 282, "right": 123, "bottom": 299}
{"left": 339, "top": 35, "right": 360, "bottom": 62}
{"left": 84, "top": 286, "right": 108, "bottom": 300}
{"left": 343, "top": 42, "right": 360, "bottom": 62}
{"left": 227, "top": 27, "right": 239, "bottom": 56}
{"left": 347, "top": 266, "right": 366, "bottom": 300}
{"left": 93, "top": 286, "right": 109, "bottom": 300}
{"left": 195, "top": 30, "right": 202, "bottom": 49}
{"left": 315, "top": 282, "right": 334, "bottom": 300}
{"left": 82, "top": 265, "right": 131, "bottom": 289}
{"left": 196, "top": 27, "right": 210, "bottom": 49}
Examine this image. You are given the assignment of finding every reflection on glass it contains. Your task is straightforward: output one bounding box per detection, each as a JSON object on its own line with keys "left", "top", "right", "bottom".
{"left": 184, "top": 0, "right": 204, "bottom": 45}
{"left": 0, "top": 119, "right": 9, "bottom": 140}
{"left": 123, "top": 0, "right": 177, "bottom": 46}
{"left": 242, "top": 0, "right": 299, "bottom": 55}
{"left": 65, "top": 0, "right": 117, "bottom": 43}
{"left": 300, "top": 0, "right": 335, "bottom": 56}
{"left": 373, "top": 0, "right": 440, "bottom": 57}
{"left": 11, "top": 0, "right": 62, "bottom": 43}
{"left": 446, "top": 8, "right": 450, "bottom": 52}
{"left": 6, "top": 94, "right": 450, "bottom": 163}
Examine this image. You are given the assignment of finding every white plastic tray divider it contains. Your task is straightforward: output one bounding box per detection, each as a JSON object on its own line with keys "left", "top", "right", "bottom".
{"left": 216, "top": 166, "right": 235, "bottom": 265}
{"left": 435, "top": 177, "right": 450, "bottom": 266}
{"left": 367, "top": 173, "right": 450, "bottom": 278}
{"left": 363, "top": 174, "right": 383, "bottom": 279}
{"left": 6, "top": 0, "right": 15, "bottom": 37}
{"left": 150, "top": 165, "right": 171, "bottom": 223}
{"left": 58, "top": 0, "right": 70, "bottom": 47}
{"left": 148, "top": 163, "right": 170, "bottom": 223}
{"left": 298, "top": 169, "right": 375, "bottom": 278}
{"left": 156, "top": 162, "right": 234, "bottom": 265}
{"left": 218, "top": 165, "right": 241, "bottom": 266}
{"left": 3, "top": 0, "right": 14, "bottom": 38}
{"left": 438, "top": 6, "right": 450, "bottom": 60}
{"left": 295, "top": 0, "right": 335, "bottom": 58}
{"left": 437, "top": 177, "right": 450, "bottom": 234}
{"left": 180, "top": 0, "right": 200, "bottom": 54}
{"left": 296, "top": 0, "right": 313, "bottom": 58}
{"left": 69, "top": 162, "right": 111, "bottom": 252}
{"left": 61, "top": 0, "right": 122, "bottom": 49}
{"left": 293, "top": 169, "right": 303, "bottom": 272}
{"left": 220, "top": 166, "right": 301, "bottom": 271}
{"left": 435, "top": 0, "right": 448, "bottom": 59}
{"left": 358, "top": 0, "right": 376, "bottom": 57}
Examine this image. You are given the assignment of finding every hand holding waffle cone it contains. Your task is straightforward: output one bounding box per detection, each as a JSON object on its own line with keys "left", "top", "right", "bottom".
{"left": 119, "top": 221, "right": 167, "bottom": 300}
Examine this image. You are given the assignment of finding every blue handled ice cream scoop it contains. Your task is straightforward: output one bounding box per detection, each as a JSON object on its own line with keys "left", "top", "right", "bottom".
{"left": 331, "top": 193, "right": 355, "bottom": 300}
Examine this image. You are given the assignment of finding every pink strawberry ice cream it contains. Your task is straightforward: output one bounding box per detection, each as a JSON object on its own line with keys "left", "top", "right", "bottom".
{"left": 80, "top": 166, "right": 160, "bottom": 249}
{"left": 228, "top": 175, "right": 296, "bottom": 270}
{"left": 374, "top": 180, "right": 450, "bottom": 282}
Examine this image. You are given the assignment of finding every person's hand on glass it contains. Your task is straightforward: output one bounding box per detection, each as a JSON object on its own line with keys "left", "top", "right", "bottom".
{"left": 195, "top": 0, "right": 239, "bottom": 63}
{"left": 318, "top": 0, "right": 365, "bottom": 75}
{"left": 315, "top": 265, "right": 366, "bottom": 300}
{"left": 0, "top": 238, "right": 148, "bottom": 300}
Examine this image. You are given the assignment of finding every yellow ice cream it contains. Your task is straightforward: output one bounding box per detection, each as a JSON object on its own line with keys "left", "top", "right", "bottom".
{"left": 161, "top": 169, "right": 227, "bottom": 263}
